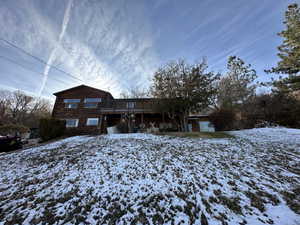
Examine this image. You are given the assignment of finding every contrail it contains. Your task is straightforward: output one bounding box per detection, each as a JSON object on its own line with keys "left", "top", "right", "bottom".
{"left": 38, "top": 0, "right": 73, "bottom": 96}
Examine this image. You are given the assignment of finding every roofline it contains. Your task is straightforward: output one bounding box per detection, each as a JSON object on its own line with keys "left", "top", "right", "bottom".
{"left": 114, "top": 98, "right": 156, "bottom": 101}
{"left": 53, "top": 84, "right": 113, "bottom": 98}
{"left": 114, "top": 97, "right": 176, "bottom": 101}
{"left": 188, "top": 115, "right": 209, "bottom": 118}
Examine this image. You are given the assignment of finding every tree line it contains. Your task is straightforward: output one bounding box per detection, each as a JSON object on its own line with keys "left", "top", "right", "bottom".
{"left": 0, "top": 90, "right": 51, "bottom": 135}
{"left": 1, "top": 3, "right": 299, "bottom": 135}
{"left": 149, "top": 3, "right": 300, "bottom": 131}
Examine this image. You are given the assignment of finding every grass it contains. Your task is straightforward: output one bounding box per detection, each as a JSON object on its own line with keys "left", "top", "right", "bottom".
{"left": 158, "top": 131, "right": 234, "bottom": 139}
{"left": 1, "top": 129, "right": 299, "bottom": 224}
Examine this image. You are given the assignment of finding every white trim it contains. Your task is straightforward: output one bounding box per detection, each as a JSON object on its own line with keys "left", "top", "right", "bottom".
{"left": 84, "top": 102, "right": 98, "bottom": 108}
{"left": 65, "top": 103, "right": 78, "bottom": 109}
{"left": 63, "top": 99, "right": 80, "bottom": 103}
{"left": 86, "top": 118, "right": 99, "bottom": 126}
{"left": 84, "top": 98, "right": 102, "bottom": 103}
{"left": 65, "top": 119, "right": 79, "bottom": 128}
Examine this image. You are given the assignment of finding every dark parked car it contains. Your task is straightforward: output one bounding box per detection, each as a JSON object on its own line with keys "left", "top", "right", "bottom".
{"left": 0, "top": 135, "right": 22, "bottom": 152}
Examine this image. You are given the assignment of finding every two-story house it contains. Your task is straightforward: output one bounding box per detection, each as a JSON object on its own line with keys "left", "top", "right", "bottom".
{"left": 52, "top": 85, "right": 214, "bottom": 134}
{"left": 52, "top": 85, "right": 175, "bottom": 134}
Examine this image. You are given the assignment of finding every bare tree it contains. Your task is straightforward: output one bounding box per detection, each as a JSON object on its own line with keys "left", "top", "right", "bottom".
{"left": 0, "top": 90, "right": 12, "bottom": 125}
{"left": 0, "top": 89, "right": 52, "bottom": 128}
{"left": 10, "top": 91, "right": 34, "bottom": 124}
{"left": 120, "top": 86, "right": 150, "bottom": 98}
{"left": 217, "top": 56, "right": 258, "bottom": 109}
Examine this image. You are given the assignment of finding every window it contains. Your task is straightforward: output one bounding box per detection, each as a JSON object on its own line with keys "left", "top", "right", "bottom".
{"left": 127, "top": 102, "right": 136, "bottom": 109}
{"left": 84, "top": 98, "right": 102, "bottom": 103}
{"left": 65, "top": 103, "right": 78, "bottom": 109}
{"left": 64, "top": 99, "right": 80, "bottom": 109}
{"left": 65, "top": 119, "right": 79, "bottom": 128}
{"left": 84, "top": 98, "right": 102, "bottom": 108}
{"left": 84, "top": 103, "right": 97, "bottom": 108}
{"left": 64, "top": 99, "right": 80, "bottom": 103}
{"left": 86, "top": 118, "right": 99, "bottom": 126}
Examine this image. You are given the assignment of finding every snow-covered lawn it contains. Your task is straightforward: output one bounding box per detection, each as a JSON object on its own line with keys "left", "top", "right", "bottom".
{"left": 0, "top": 128, "right": 299, "bottom": 225}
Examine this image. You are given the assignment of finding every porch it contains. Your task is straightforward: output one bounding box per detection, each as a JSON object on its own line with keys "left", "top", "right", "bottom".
{"left": 104, "top": 112, "right": 178, "bottom": 133}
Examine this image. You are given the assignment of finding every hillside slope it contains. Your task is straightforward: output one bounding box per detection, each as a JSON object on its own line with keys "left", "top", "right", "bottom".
{"left": 0, "top": 128, "right": 299, "bottom": 225}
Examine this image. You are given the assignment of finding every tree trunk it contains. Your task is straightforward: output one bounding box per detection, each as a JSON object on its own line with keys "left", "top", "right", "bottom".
{"left": 179, "top": 117, "right": 184, "bottom": 132}
{"left": 182, "top": 110, "right": 189, "bottom": 132}
{"left": 182, "top": 117, "right": 186, "bottom": 132}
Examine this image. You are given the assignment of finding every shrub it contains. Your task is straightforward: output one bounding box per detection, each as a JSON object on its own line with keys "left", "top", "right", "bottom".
{"left": 116, "top": 121, "right": 128, "bottom": 133}
{"left": 64, "top": 127, "right": 85, "bottom": 136}
{"left": 39, "top": 118, "right": 66, "bottom": 141}
{"left": 267, "top": 94, "right": 300, "bottom": 128}
{"left": 0, "top": 124, "right": 29, "bottom": 136}
{"left": 244, "top": 93, "right": 300, "bottom": 129}
{"left": 209, "top": 108, "right": 236, "bottom": 131}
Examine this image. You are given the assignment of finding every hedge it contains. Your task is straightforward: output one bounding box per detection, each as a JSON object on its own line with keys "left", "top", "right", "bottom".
{"left": 39, "top": 118, "right": 66, "bottom": 141}
{"left": 0, "top": 124, "right": 29, "bottom": 136}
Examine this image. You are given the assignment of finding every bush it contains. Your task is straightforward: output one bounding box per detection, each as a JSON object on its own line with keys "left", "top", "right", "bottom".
{"left": 116, "top": 121, "right": 128, "bottom": 133}
{"left": 0, "top": 124, "right": 29, "bottom": 136}
{"left": 209, "top": 108, "right": 236, "bottom": 131}
{"left": 64, "top": 127, "right": 85, "bottom": 136}
{"left": 244, "top": 93, "right": 300, "bottom": 129}
{"left": 39, "top": 118, "right": 66, "bottom": 141}
{"left": 267, "top": 94, "right": 300, "bottom": 128}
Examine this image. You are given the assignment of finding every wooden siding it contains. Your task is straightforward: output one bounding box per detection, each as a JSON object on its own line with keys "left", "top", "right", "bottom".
{"left": 52, "top": 85, "right": 161, "bottom": 133}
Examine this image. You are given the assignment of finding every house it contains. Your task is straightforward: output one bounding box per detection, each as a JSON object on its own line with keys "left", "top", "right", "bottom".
{"left": 52, "top": 85, "right": 214, "bottom": 134}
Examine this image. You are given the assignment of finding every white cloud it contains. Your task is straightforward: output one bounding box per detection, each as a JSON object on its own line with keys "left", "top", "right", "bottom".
{"left": 0, "top": 0, "right": 160, "bottom": 98}
{"left": 0, "top": 0, "right": 296, "bottom": 99}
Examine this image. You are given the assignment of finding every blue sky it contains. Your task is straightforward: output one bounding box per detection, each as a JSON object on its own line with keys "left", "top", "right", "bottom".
{"left": 0, "top": 0, "right": 298, "bottom": 99}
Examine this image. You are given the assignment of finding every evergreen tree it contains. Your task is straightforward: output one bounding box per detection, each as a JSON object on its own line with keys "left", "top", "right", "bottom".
{"left": 266, "top": 3, "right": 300, "bottom": 92}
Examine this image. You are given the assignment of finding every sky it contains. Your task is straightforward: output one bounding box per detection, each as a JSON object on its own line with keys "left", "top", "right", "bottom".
{"left": 0, "top": 0, "right": 298, "bottom": 99}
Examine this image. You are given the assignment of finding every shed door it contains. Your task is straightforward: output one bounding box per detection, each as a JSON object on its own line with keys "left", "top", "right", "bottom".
{"left": 188, "top": 124, "right": 193, "bottom": 132}
{"left": 199, "top": 121, "right": 215, "bottom": 132}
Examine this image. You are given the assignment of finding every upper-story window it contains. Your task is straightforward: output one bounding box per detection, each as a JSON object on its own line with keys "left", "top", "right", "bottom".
{"left": 84, "top": 98, "right": 102, "bottom": 108}
{"left": 64, "top": 99, "right": 80, "bottom": 109}
{"left": 127, "top": 102, "right": 136, "bottom": 109}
